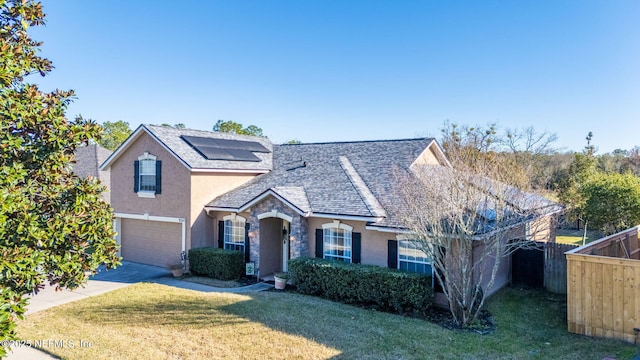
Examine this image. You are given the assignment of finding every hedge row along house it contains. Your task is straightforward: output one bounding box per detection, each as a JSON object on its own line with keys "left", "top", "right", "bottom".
{"left": 100, "top": 124, "right": 559, "bottom": 297}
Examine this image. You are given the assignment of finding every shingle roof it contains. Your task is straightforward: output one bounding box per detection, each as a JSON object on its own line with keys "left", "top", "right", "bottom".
{"left": 100, "top": 125, "right": 273, "bottom": 171}
{"left": 144, "top": 125, "right": 272, "bottom": 171}
{"left": 206, "top": 138, "right": 436, "bottom": 221}
{"left": 73, "top": 144, "right": 111, "bottom": 181}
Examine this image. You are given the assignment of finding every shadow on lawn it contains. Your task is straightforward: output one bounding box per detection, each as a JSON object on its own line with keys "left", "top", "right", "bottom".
{"left": 72, "top": 295, "right": 254, "bottom": 327}
{"left": 69, "top": 285, "right": 638, "bottom": 360}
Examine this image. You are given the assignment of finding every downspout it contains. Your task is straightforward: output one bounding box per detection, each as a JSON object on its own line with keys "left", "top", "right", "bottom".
{"left": 180, "top": 218, "right": 187, "bottom": 270}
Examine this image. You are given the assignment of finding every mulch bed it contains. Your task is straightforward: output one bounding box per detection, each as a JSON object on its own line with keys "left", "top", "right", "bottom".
{"left": 272, "top": 284, "right": 496, "bottom": 334}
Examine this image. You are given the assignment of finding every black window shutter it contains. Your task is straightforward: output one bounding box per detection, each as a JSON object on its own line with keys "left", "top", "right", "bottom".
{"left": 387, "top": 240, "right": 398, "bottom": 268}
{"left": 352, "top": 232, "right": 361, "bottom": 264}
{"left": 155, "top": 160, "right": 162, "bottom": 194}
{"left": 315, "top": 229, "right": 323, "bottom": 258}
{"left": 218, "top": 221, "right": 225, "bottom": 249}
{"left": 133, "top": 160, "right": 140, "bottom": 192}
{"left": 244, "top": 223, "right": 250, "bottom": 262}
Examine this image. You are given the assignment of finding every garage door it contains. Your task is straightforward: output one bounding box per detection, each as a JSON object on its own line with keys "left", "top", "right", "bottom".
{"left": 120, "top": 218, "right": 182, "bottom": 267}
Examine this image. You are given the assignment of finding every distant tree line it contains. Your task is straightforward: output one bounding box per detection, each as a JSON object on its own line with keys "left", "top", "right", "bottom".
{"left": 440, "top": 121, "right": 640, "bottom": 236}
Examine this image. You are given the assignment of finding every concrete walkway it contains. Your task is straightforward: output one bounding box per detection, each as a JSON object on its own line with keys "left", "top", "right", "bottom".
{"left": 6, "top": 262, "right": 273, "bottom": 360}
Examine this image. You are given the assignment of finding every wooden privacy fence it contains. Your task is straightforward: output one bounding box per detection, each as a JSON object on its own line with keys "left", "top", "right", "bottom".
{"left": 544, "top": 242, "right": 578, "bottom": 294}
{"left": 511, "top": 242, "right": 577, "bottom": 294}
{"left": 566, "top": 226, "right": 640, "bottom": 343}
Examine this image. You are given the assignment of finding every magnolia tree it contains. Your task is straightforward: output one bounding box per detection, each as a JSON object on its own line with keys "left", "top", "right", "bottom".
{"left": 0, "top": 0, "right": 120, "bottom": 353}
{"left": 392, "top": 148, "right": 557, "bottom": 327}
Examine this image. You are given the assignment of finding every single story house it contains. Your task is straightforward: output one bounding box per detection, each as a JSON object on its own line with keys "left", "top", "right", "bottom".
{"left": 101, "top": 124, "right": 557, "bottom": 294}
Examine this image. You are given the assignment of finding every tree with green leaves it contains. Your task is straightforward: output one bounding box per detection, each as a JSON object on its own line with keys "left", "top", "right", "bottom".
{"left": 0, "top": 0, "right": 120, "bottom": 353}
{"left": 98, "top": 120, "right": 132, "bottom": 150}
{"left": 213, "top": 119, "right": 264, "bottom": 137}
{"left": 160, "top": 123, "right": 186, "bottom": 129}
{"left": 580, "top": 172, "right": 640, "bottom": 235}
{"left": 557, "top": 134, "right": 599, "bottom": 240}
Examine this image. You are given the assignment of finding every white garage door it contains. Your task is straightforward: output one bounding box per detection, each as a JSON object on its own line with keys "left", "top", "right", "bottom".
{"left": 120, "top": 218, "right": 182, "bottom": 267}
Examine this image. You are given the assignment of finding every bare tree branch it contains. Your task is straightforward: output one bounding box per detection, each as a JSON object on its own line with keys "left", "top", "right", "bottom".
{"left": 391, "top": 152, "right": 560, "bottom": 326}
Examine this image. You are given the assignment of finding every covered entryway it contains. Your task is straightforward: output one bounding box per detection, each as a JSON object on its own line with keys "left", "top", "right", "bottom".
{"left": 259, "top": 216, "right": 291, "bottom": 276}
{"left": 119, "top": 217, "right": 183, "bottom": 267}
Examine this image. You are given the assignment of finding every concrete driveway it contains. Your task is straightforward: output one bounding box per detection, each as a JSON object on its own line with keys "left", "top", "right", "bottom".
{"left": 6, "top": 262, "right": 170, "bottom": 360}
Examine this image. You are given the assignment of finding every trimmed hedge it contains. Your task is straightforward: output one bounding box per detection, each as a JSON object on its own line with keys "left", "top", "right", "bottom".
{"left": 188, "top": 247, "right": 244, "bottom": 281}
{"left": 288, "top": 257, "right": 433, "bottom": 315}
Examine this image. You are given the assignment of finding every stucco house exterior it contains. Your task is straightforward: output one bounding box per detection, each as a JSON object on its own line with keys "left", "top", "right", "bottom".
{"left": 101, "top": 124, "right": 557, "bottom": 294}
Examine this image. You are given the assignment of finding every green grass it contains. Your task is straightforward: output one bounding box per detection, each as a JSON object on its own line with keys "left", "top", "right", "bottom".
{"left": 556, "top": 228, "right": 600, "bottom": 245}
{"left": 17, "top": 283, "right": 636, "bottom": 359}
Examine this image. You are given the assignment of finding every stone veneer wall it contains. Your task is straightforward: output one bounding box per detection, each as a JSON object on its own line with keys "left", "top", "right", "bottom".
{"left": 247, "top": 196, "right": 309, "bottom": 271}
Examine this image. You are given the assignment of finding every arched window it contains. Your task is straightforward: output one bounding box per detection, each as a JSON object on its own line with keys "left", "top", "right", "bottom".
{"left": 223, "top": 214, "right": 246, "bottom": 252}
{"left": 134, "top": 152, "right": 161, "bottom": 197}
{"left": 322, "top": 222, "right": 353, "bottom": 262}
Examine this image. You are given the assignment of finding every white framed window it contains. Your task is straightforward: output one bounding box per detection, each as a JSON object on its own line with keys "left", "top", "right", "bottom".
{"left": 223, "top": 215, "right": 246, "bottom": 252}
{"left": 322, "top": 222, "right": 352, "bottom": 262}
{"left": 135, "top": 153, "right": 160, "bottom": 198}
{"left": 398, "top": 240, "right": 432, "bottom": 275}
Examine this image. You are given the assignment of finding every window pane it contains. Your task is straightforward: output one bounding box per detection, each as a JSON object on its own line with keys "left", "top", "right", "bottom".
{"left": 398, "top": 240, "right": 431, "bottom": 275}
{"left": 139, "top": 159, "right": 156, "bottom": 191}
{"left": 224, "top": 219, "right": 245, "bottom": 252}
{"left": 323, "top": 227, "right": 352, "bottom": 262}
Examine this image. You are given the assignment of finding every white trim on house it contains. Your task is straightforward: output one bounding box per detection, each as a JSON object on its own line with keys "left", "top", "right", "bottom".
{"left": 257, "top": 210, "right": 293, "bottom": 222}
{"left": 223, "top": 214, "right": 246, "bottom": 222}
{"left": 137, "top": 152, "right": 157, "bottom": 161}
{"left": 113, "top": 212, "right": 187, "bottom": 257}
{"left": 238, "top": 190, "right": 309, "bottom": 216}
{"left": 100, "top": 125, "right": 192, "bottom": 171}
{"left": 311, "top": 213, "right": 379, "bottom": 223}
{"left": 100, "top": 125, "right": 272, "bottom": 174}
{"left": 409, "top": 139, "right": 452, "bottom": 169}
{"left": 137, "top": 191, "right": 156, "bottom": 198}
{"left": 322, "top": 220, "right": 353, "bottom": 232}
{"left": 191, "top": 168, "right": 270, "bottom": 174}
{"left": 365, "top": 225, "right": 412, "bottom": 233}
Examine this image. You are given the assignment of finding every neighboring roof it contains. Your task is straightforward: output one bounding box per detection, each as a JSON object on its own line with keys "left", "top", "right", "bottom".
{"left": 206, "top": 137, "right": 442, "bottom": 222}
{"left": 73, "top": 144, "right": 112, "bottom": 180}
{"left": 100, "top": 125, "right": 272, "bottom": 172}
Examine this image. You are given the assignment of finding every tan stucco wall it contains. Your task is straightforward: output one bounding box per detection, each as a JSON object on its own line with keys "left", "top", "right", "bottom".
{"left": 110, "top": 132, "right": 192, "bottom": 219}
{"left": 190, "top": 173, "right": 258, "bottom": 249}
{"left": 473, "top": 241, "right": 512, "bottom": 297}
{"left": 307, "top": 218, "right": 395, "bottom": 268}
{"left": 110, "top": 131, "right": 262, "bottom": 254}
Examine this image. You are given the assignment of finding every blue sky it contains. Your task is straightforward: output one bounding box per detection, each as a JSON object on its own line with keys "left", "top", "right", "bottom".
{"left": 29, "top": 1, "right": 640, "bottom": 153}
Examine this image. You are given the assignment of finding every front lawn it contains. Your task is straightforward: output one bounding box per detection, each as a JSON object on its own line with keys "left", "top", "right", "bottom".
{"left": 17, "top": 284, "right": 635, "bottom": 359}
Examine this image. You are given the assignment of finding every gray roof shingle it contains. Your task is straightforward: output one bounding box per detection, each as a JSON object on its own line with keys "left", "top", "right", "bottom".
{"left": 144, "top": 125, "right": 272, "bottom": 171}
{"left": 73, "top": 144, "right": 112, "bottom": 182}
{"left": 207, "top": 138, "right": 435, "bottom": 221}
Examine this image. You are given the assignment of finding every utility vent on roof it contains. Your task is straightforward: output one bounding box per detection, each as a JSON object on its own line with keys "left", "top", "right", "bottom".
{"left": 181, "top": 135, "right": 270, "bottom": 162}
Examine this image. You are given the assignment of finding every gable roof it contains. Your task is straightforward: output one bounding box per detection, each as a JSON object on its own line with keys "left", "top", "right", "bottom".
{"left": 206, "top": 137, "right": 446, "bottom": 224}
{"left": 73, "top": 144, "right": 112, "bottom": 181}
{"left": 100, "top": 124, "right": 272, "bottom": 172}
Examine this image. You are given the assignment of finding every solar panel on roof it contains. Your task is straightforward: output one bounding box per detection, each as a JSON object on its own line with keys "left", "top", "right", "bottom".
{"left": 180, "top": 135, "right": 268, "bottom": 162}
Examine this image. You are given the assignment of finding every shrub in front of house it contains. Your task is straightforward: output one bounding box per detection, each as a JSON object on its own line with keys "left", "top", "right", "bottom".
{"left": 188, "top": 247, "right": 244, "bottom": 281}
{"left": 288, "top": 257, "right": 433, "bottom": 315}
